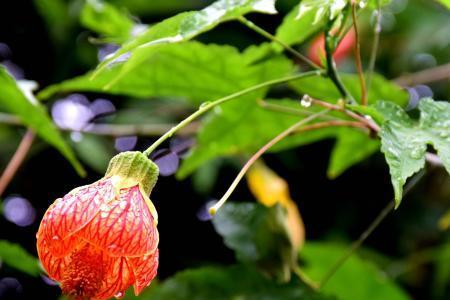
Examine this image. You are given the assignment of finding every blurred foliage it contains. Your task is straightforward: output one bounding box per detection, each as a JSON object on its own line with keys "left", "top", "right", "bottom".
{"left": 0, "top": 0, "right": 449, "bottom": 299}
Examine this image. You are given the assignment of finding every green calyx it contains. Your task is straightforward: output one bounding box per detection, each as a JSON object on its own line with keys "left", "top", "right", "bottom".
{"left": 105, "top": 151, "right": 159, "bottom": 195}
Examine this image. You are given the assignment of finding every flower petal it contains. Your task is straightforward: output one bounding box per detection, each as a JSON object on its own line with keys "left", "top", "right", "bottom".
{"left": 94, "top": 255, "right": 135, "bottom": 300}
{"left": 128, "top": 249, "right": 159, "bottom": 295}
{"left": 79, "top": 185, "right": 158, "bottom": 257}
{"left": 37, "top": 236, "right": 73, "bottom": 281}
{"left": 39, "top": 179, "right": 115, "bottom": 256}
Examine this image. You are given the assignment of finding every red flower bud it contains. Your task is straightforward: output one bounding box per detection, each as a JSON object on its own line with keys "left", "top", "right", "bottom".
{"left": 308, "top": 29, "right": 355, "bottom": 66}
{"left": 36, "top": 152, "right": 160, "bottom": 299}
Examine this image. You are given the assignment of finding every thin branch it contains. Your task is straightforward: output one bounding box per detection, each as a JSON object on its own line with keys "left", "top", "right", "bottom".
{"left": 0, "top": 130, "right": 35, "bottom": 197}
{"left": 351, "top": 1, "right": 367, "bottom": 105}
{"left": 257, "top": 99, "right": 338, "bottom": 121}
{"left": 143, "top": 70, "right": 323, "bottom": 156}
{"left": 366, "top": 0, "right": 382, "bottom": 90}
{"left": 318, "top": 169, "right": 426, "bottom": 288}
{"left": 238, "top": 17, "right": 322, "bottom": 70}
{"left": 209, "top": 109, "right": 331, "bottom": 215}
{"left": 292, "top": 120, "right": 369, "bottom": 133}
{"left": 324, "top": 27, "right": 355, "bottom": 103}
{"left": 394, "top": 62, "right": 450, "bottom": 86}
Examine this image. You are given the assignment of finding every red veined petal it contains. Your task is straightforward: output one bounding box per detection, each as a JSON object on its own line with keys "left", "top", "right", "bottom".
{"left": 94, "top": 255, "right": 135, "bottom": 300}
{"left": 78, "top": 185, "right": 158, "bottom": 257}
{"left": 39, "top": 179, "right": 115, "bottom": 256}
{"left": 128, "top": 249, "right": 159, "bottom": 295}
{"left": 37, "top": 236, "right": 75, "bottom": 281}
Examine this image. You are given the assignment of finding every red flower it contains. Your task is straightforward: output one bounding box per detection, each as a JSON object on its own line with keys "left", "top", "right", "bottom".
{"left": 36, "top": 152, "right": 160, "bottom": 299}
{"left": 308, "top": 29, "right": 355, "bottom": 66}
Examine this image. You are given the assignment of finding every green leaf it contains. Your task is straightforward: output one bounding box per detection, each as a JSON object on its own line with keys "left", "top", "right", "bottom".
{"left": 376, "top": 99, "right": 450, "bottom": 206}
{"left": 177, "top": 97, "right": 337, "bottom": 178}
{"left": 435, "top": 0, "right": 450, "bottom": 9}
{"left": 140, "top": 264, "right": 332, "bottom": 300}
{"left": 212, "top": 202, "right": 295, "bottom": 281}
{"left": 328, "top": 128, "right": 380, "bottom": 178}
{"left": 274, "top": 4, "right": 326, "bottom": 50}
{"left": 289, "top": 73, "right": 409, "bottom": 107}
{"left": 33, "top": 0, "right": 74, "bottom": 44}
{"left": 0, "top": 240, "right": 40, "bottom": 276}
{"left": 297, "top": 0, "right": 349, "bottom": 24}
{"left": 92, "top": 0, "right": 277, "bottom": 79}
{"left": 0, "top": 67, "right": 85, "bottom": 176}
{"left": 39, "top": 42, "right": 282, "bottom": 104}
{"left": 81, "top": 0, "right": 136, "bottom": 43}
{"left": 302, "top": 242, "right": 411, "bottom": 300}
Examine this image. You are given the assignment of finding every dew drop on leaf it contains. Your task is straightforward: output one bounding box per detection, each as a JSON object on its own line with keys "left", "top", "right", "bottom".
{"left": 409, "top": 148, "right": 423, "bottom": 159}
{"left": 300, "top": 95, "right": 312, "bottom": 107}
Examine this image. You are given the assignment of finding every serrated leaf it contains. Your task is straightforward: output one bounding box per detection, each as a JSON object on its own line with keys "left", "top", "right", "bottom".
{"left": 212, "top": 202, "right": 296, "bottom": 281}
{"left": 39, "top": 42, "right": 281, "bottom": 104}
{"left": 177, "top": 97, "right": 338, "bottom": 178}
{"left": 81, "top": 0, "right": 136, "bottom": 43}
{"left": 0, "top": 67, "right": 85, "bottom": 176}
{"left": 302, "top": 242, "right": 411, "bottom": 300}
{"left": 376, "top": 98, "right": 450, "bottom": 206}
{"left": 91, "top": 0, "right": 277, "bottom": 80}
{"left": 328, "top": 128, "right": 380, "bottom": 178}
{"left": 274, "top": 4, "right": 326, "bottom": 51}
{"left": 138, "top": 264, "right": 332, "bottom": 300}
{"left": 0, "top": 240, "right": 40, "bottom": 276}
{"left": 289, "top": 73, "right": 408, "bottom": 106}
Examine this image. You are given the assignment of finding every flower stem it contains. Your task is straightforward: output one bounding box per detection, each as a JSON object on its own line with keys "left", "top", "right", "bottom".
{"left": 324, "top": 27, "right": 355, "bottom": 104}
{"left": 142, "top": 70, "right": 323, "bottom": 156}
{"left": 237, "top": 17, "right": 322, "bottom": 70}
{"left": 0, "top": 129, "right": 35, "bottom": 197}
{"left": 366, "top": 0, "right": 382, "bottom": 91}
{"left": 351, "top": 2, "right": 367, "bottom": 105}
{"left": 209, "top": 109, "right": 331, "bottom": 215}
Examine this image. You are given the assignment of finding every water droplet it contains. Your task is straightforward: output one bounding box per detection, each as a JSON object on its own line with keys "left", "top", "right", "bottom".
{"left": 409, "top": 148, "right": 423, "bottom": 159}
{"left": 199, "top": 102, "right": 211, "bottom": 109}
{"left": 52, "top": 235, "right": 60, "bottom": 240}
{"left": 114, "top": 291, "right": 124, "bottom": 299}
{"left": 364, "top": 115, "right": 373, "bottom": 120}
{"left": 300, "top": 95, "right": 312, "bottom": 108}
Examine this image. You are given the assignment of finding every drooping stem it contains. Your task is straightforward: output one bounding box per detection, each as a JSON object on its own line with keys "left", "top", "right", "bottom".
{"left": 351, "top": 2, "right": 367, "bottom": 105}
{"left": 238, "top": 17, "right": 322, "bottom": 70}
{"left": 209, "top": 109, "right": 331, "bottom": 215}
{"left": 143, "top": 70, "right": 323, "bottom": 156}
{"left": 366, "top": 0, "right": 382, "bottom": 91}
{"left": 324, "top": 27, "right": 355, "bottom": 103}
{"left": 0, "top": 129, "right": 35, "bottom": 197}
{"left": 318, "top": 170, "right": 426, "bottom": 288}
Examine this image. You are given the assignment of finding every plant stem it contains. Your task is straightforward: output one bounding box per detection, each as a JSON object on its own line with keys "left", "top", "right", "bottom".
{"left": 0, "top": 129, "right": 35, "bottom": 197}
{"left": 366, "top": 0, "right": 382, "bottom": 91}
{"left": 351, "top": 2, "right": 367, "bottom": 105}
{"left": 394, "top": 62, "right": 450, "bottom": 86}
{"left": 238, "top": 17, "right": 322, "bottom": 70}
{"left": 142, "top": 70, "right": 323, "bottom": 156}
{"left": 209, "top": 109, "right": 331, "bottom": 215}
{"left": 292, "top": 120, "right": 369, "bottom": 133}
{"left": 324, "top": 28, "right": 355, "bottom": 103}
{"left": 257, "top": 99, "right": 337, "bottom": 121}
{"left": 318, "top": 169, "right": 426, "bottom": 288}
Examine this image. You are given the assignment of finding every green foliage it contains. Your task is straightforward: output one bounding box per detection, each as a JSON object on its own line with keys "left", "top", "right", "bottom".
{"left": 177, "top": 98, "right": 337, "bottom": 178}
{"left": 302, "top": 242, "right": 411, "bottom": 300}
{"left": 296, "top": 0, "right": 349, "bottom": 24}
{"left": 72, "top": 134, "right": 114, "bottom": 173}
{"left": 32, "top": 0, "right": 74, "bottom": 44}
{"left": 0, "top": 67, "right": 85, "bottom": 176}
{"left": 328, "top": 128, "right": 380, "bottom": 178}
{"left": 81, "top": 0, "right": 136, "bottom": 43}
{"left": 0, "top": 240, "right": 40, "bottom": 276}
{"left": 274, "top": 3, "right": 325, "bottom": 50}
{"left": 435, "top": 0, "right": 450, "bottom": 9}
{"left": 289, "top": 73, "right": 409, "bottom": 106}
{"left": 133, "top": 264, "right": 332, "bottom": 300}
{"left": 39, "top": 42, "right": 285, "bottom": 104}
{"left": 212, "top": 202, "right": 296, "bottom": 281}
{"left": 376, "top": 99, "right": 450, "bottom": 206}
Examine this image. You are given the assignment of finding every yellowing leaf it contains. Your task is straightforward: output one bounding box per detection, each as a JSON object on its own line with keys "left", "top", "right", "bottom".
{"left": 246, "top": 160, "right": 305, "bottom": 250}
